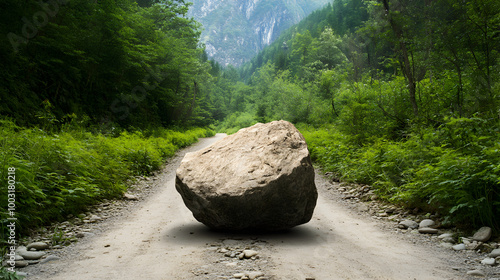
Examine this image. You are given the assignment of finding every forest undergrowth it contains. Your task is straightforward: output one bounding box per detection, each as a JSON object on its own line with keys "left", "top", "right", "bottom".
{"left": 213, "top": 0, "right": 500, "bottom": 233}
{"left": 300, "top": 118, "right": 500, "bottom": 232}
{"left": 0, "top": 118, "right": 214, "bottom": 240}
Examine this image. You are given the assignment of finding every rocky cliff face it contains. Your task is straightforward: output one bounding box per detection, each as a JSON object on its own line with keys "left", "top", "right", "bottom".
{"left": 188, "top": 0, "right": 330, "bottom": 66}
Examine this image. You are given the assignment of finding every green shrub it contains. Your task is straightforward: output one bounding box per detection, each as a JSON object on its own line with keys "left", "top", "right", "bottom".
{"left": 301, "top": 117, "right": 500, "bottom": 231}
{"left": 401, "top": 118, "right": 500, "bottom": 228}
{"left": 0, "top": 121, "right": 214, "bottom": 238}
{"left": 216, "top": 112, "right": 258, "bottom": 134}
{"left": 0, "top": 267, "right": 25, "bottom": 280}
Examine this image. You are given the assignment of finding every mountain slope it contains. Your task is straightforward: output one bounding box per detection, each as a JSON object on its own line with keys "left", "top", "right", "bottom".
{"left": 188, "top": 0, "right": 331, "bottom": 66}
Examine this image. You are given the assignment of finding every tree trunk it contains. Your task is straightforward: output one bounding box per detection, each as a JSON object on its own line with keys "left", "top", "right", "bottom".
{"left": 381, "top": 0, "right": 419, "bottom": 116}
{"left": 187, "top": 81, "right": 197, "bottom": 119}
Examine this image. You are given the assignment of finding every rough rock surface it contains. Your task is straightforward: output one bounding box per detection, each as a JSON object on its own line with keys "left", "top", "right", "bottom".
{"left": 26, "top": 242, "right": 49, "bottom": 251}
{"left": 399, "top": 220, "right": 419, "bottom": 229}
{"left": 419, "top": 219, "right": 435, "bottom": 228}
{"left": 472, "top": 226, "right": 492, "bottom": 242}
{"left": 490, "top": 248, "right": 500, "bottom": 258}
{"left": 175, "top": 120, "right": 318, "bottom": 231}
{"left": 16, "top": 246, "right": 45, "bottom": 260}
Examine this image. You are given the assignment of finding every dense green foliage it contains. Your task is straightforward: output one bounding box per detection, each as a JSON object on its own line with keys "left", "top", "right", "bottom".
{"left": 0, "top": 266, "right": 25, "bottom": 279}
{"left": 188, "top": 0, "right": 331, "bottom": 66}
{"left": 301, "top": 120, "right": 500, "bottom": 229}
{"left": 1, "top": 0, "right": 499, "bottom": 240}
{"left": 0, "top": 0, "right": 225, "bottom": 243}
{"left": 213, "top": 0, "right": 500, "bottom": 231}
{"left": 0, "top": 0, "right": 215, "bottom": 128}
{"left": 0, "top": 119, "right": 213, "bottom": 237}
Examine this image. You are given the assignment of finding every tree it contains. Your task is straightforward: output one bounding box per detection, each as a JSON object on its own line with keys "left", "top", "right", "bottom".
{"left": 313, "top": 28, "right": 347, "bottom": 70}
{"left": 378, "top": 0, "right": 419, "bottom": 116}
{"left": 0, "top": 0, "right": 210, "bottom": 128}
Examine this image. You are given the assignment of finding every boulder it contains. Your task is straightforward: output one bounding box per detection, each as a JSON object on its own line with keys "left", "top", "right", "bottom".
{"left": 419, "top": 219, "right": 435, "bottom": 228}
{"left": 16, "top": 247, "right": 45, "bottom": 260}
{"left": 490, "top": 249, "right": 500, "bottom": 258}
{"left": 452, "top": 244, "right": 466, "bottom": 251}
{"left": 26, "top": 242, "right": 49, "bottom": 251}
{"left": 472, "top": 226, "right": 492, "bottom": 242}
{"left": 399, "top": 220, "right": 419, "bottom": 229}
{"left": 466, "top": 270, "right": 485, "bottom": 277}
{"left": 481, "top": 258, "right": 496, "bottom": 266}
{"left": 176, "top": 121, "right": 317, "bottom": 231}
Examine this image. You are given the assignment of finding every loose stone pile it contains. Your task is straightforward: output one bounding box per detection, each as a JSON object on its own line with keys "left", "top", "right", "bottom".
{"left": 399, "top": 217, "right": 499, "bottom": 273}
{"left": 191, "top": 239, "right": 271, "bottom": 280}
{"left": 2, "top": 241, "right": 59, "bottom": 276}
{"left": 2, "top": 176, "right": 152, "bottom": 276}
{"left": 328, "top": 177, "right": 499, "bottom": 278}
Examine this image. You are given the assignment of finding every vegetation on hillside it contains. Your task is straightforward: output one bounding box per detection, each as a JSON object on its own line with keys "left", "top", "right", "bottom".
{"left": 0, "top": 118, "right": 213, "bottom": 235}
{"left": 0, "top": 0, "right": 214, "bottom": 128}
{"left": 0, "top": 0, "right": 498, "bottom": 250}
{"left": 213, "top": 0, "right": 500, "bottom": 231}
{"left": 188, "top": 0, "right": 331, "bottom": 66}
{"left": 0, "top": 0, "right": 219, "bottom": 246}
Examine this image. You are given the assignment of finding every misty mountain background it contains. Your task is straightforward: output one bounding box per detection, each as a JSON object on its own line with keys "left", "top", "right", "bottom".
{"left": 188, "top": 0, "right": 331, "bottom": 66}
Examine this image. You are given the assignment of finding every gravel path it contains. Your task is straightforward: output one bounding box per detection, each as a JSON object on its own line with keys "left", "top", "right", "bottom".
{"left": 18, "top": 134, "right": 484, "bottom": 279}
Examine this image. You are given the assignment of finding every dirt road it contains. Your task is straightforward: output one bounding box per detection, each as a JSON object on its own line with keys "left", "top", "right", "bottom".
{"left": 26, "top": 133, "right": 462, "bottom": 280}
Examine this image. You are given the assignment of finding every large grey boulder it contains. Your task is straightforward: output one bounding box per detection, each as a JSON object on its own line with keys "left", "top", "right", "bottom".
{"left": 175, "top": 120, "right": 317, "bottom": 231}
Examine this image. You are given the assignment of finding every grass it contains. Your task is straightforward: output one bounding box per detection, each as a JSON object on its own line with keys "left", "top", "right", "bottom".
{"left": 0, "top": 120, "right": 214, "bottom": 239}
{"left": 299, "top": 119, "right": 500, "bottom": 232}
